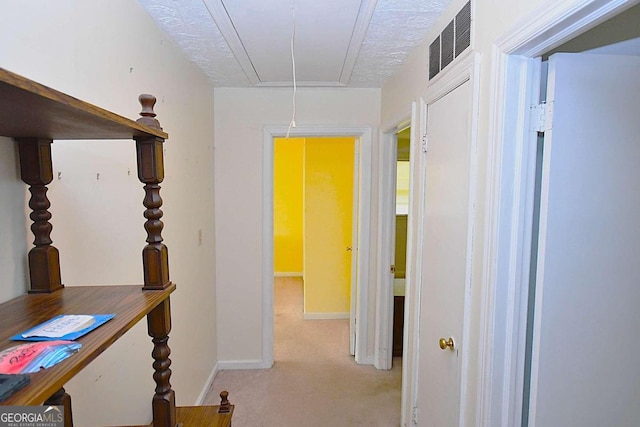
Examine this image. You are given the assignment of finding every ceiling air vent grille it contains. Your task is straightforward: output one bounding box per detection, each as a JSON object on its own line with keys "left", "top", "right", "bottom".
{"left": 441, "top": 21, "right": 455, "bottom": 69}
{"left": 429, "top": 36, "right": 441, "bottom": 80}
{"left": 429, "top": 0, "right": 472, "bottom": 80}
{"left": 455, "top": 1, "right": 472, "bottom": 57}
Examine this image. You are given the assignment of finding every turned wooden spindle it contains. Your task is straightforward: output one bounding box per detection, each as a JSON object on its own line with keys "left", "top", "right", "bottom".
{"left": 16, "top": 138, "right": 63, "bottom": 293}
{"left": 135, "top": 94, "right": 171, "bottom": 290}
{"left": 136, "top": 94, "right": 176, "bottom": 427}
{"left": 148, "top": 299, "right": 176, "bottom": 427}
{"left": 218, "top": 391, "right": 231, "bottom": 414}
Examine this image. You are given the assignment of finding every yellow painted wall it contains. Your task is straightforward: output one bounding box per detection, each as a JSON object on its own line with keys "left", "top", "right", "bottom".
{"left": 304, "top": 137, "right": 355, "bottom": 315}
{"left": 274, "top": 138, "right": 304, "bottom": 273}
{"left": 395, "top": 159, "right": 411, "bottom": 278}
{"left": 395, "top": 214, "right": 408, "bottom": 278}
{"left": 396, "top": 160, "right": 411, "bottom": 213}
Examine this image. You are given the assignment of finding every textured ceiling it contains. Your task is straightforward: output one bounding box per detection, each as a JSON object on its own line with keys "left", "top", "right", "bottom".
{"left": 137, "top": 0, "right": 452, "bottom": 88}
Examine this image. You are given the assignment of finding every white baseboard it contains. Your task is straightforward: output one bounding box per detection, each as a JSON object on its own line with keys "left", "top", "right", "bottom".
{"left": 217, "top": 359, "right": 272, "bottom": 370}
{"left": 196, "top": 362, "right": 218, "bottom": 405}
{"left": 274, "top": 272, "right": 303, "bottom": 277}
{"left": 303, "top": 312, "right": 350, "bottom": 320}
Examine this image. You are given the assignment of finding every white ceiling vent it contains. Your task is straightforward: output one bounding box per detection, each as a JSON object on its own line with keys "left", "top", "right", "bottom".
{"left": 429, "top": 0, "right": 472, "bottom": 80}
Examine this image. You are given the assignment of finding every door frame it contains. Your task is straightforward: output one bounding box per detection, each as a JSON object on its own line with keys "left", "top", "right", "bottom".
{"left": 263, "top": 126, "right": 373, "bottom": 366}
{"left": 478, "top": 0, "right": 639, "bottom": 425}
{"left": 350, "top": 139, "right": 361, "bottom": 356}
{"left": 377, "top": 111, "right": 412, "bottom": 370}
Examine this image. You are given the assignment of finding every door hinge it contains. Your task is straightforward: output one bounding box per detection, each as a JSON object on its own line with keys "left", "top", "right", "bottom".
{"left": 411, "top": 406, "right": 418, "bottom": 425}
{"left": 421, "top": 134, "right": 428, "bottom": 153}
{"left": 530, "top": 102, "right": 553, "bottom": 132}
{"left": 390, "top": 265, "right": 396, "bottom": 274}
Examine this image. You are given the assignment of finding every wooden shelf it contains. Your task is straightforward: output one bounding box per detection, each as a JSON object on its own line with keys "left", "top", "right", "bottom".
{"left": 175, "top": 405, "right": 234, "bottom": 427}
{"left": 123, "top": 406, "right": 234, "bottom": 427}
{"left": 0, "top": 284, "right": 175, "bottom": 406}
{"left": 0, "top": 66, "right": 231, "bottom": 426}
{"left": 0, "top": 67, "right": 167, "bottom": 140}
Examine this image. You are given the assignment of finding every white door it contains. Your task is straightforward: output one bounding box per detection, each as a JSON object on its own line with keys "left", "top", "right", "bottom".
{"left": 416, "top": 79, "right": 473, "bottom": 426}
{"left": 528, "top": 53, "right": 640, "bottom": 427}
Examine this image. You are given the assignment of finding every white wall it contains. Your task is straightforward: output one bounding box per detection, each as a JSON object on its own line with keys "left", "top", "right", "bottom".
{"left": 0, "top": 1, "right": 217, "bottom": 425}
{"left": 380, "top": 0, "right": 579, "bottom": 425}
{"left": 214, "top": 87, "right": 381, "bottom": 363}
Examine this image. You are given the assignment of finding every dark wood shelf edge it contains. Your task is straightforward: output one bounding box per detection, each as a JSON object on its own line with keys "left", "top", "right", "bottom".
{"left": 0, "top": 67, "right": 168, "bottom": 140}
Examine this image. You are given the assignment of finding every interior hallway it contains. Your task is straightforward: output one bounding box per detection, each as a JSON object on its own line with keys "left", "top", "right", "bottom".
{"left": 204, "top": 277, "right": 402, "bottom": 426}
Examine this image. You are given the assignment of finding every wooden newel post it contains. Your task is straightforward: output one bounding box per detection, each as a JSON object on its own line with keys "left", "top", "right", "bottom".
{"left": 16, "top": 138, "right": 63, "bottom": 293}
{"left": 135, "top": 94, "right": 170, "bottom": 291}
{"left": 136, "top": 94, "right": 176, "bottom": 427}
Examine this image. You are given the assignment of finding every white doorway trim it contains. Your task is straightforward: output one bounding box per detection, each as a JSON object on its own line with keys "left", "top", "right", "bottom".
{"left": 478, "top": 0, "right": 640, "bottom": 425}
{"left": 263, "top": 125, "right": 373, "bottom": 367}
{"left": 350, "top": 139, "right": 361, "bottom": 356}
{"left": 377, "top": 112, "right": 412, "bottom": 371}
{"left": 379, "top": 104, "right": 422, "bottom": 426}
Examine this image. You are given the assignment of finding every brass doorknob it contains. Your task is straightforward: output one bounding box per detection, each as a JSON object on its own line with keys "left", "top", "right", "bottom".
{"left": 439, "top": 337, "right": 455, "bottom": 351}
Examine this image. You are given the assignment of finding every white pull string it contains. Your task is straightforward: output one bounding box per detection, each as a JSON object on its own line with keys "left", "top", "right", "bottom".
{"left": 286, "top": 3, "right": 297, "bottom": 139}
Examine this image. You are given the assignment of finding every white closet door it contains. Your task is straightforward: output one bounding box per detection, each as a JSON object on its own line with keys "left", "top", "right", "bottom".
{"left": 416, "top": 79, "right": 473, "bottom": 427}
{"left": 529, "top": 53, "right": 640, "bottom": 427}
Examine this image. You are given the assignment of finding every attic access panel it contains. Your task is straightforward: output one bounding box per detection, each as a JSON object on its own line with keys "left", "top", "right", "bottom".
{"left": 221, "top": 0, "right": 362, "bottom": 84}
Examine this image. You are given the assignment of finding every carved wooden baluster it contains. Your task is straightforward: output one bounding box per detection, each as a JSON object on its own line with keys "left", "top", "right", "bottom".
{"left": 135, "top": 94, "right": 171, "bottom": 290}
{"left": 136, "top": 94, "right": 176, "bottom": 427}
{"left": 16, "top": 138, "right": 63, "bottom": 293}
{"left": 148, "top": 299, "right": 176, "bottom": 427}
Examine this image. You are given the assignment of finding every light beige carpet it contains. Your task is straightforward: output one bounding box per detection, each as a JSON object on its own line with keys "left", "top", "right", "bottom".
{"left": 203, "top": 277, "right": 402, "bottom": 427}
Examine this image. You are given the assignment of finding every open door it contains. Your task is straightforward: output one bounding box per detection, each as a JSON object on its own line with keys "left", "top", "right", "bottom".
{"left": 303, "top": 137, "right": 355, "bottom": 319}
{"left": 527, "top": 53, "right": 640, "bottom": 426}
